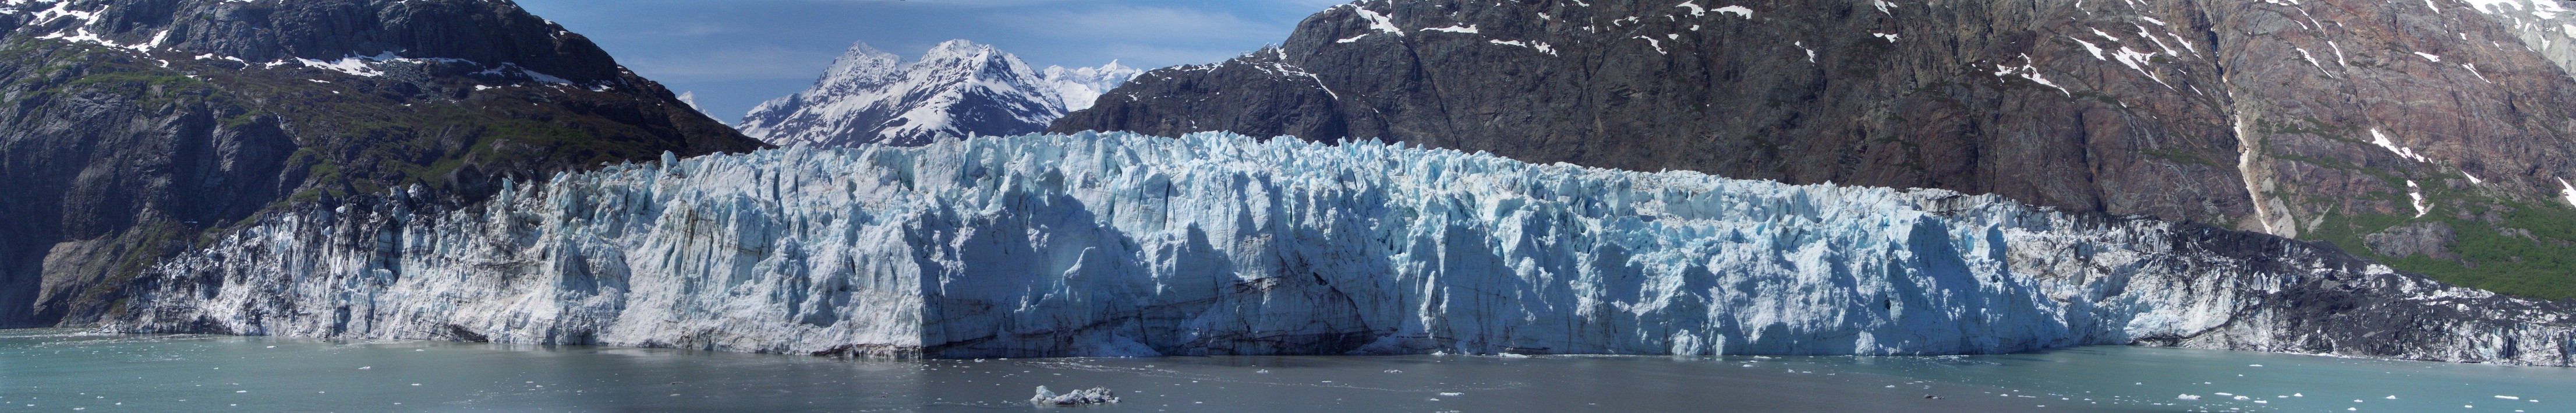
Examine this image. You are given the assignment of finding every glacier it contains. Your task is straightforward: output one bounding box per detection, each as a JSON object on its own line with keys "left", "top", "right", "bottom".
{"left": 109, "top": 132, "right": 2576, "bottom": 365}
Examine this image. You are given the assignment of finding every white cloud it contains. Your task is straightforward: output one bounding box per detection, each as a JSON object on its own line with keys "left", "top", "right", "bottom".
{"left": 621, "top": 44, "right": 841, "bottom": 82}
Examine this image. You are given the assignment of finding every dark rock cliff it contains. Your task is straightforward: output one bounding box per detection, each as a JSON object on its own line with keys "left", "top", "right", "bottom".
{"left": 1053, "top": 0, "right": 2576, "bottom": 299}
{"left": 0, "top": 0, "right": 766, "bottom": 327}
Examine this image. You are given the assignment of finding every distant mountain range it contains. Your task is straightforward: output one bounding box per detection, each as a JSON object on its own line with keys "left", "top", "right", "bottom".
{"left": 739, "top": 40, "right": 1140, "bottom": 147}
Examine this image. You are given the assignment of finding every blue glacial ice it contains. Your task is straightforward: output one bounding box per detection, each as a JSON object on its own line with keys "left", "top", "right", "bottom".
{"left": 111, "top": 132, "right": 2576, "bottom": 364}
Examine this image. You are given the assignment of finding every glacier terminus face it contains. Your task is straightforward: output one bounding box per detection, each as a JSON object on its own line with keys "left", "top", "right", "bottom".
{"left": 112, "top": 132, "right": 2576, "bottom": 365}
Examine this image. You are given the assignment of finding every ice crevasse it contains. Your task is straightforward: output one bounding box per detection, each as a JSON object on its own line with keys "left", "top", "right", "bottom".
{"left": 112, "top": 132, "right": 2576, "bottom": 365}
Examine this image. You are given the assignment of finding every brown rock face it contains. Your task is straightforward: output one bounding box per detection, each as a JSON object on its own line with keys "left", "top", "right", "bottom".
{"left": 1054, "top": 0, "right": 2576, "bottom": 298}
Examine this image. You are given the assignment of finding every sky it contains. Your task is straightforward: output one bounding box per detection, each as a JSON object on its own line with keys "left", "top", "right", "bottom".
{"left": 516, "top": 0, "right": 1346, "bottom": 123}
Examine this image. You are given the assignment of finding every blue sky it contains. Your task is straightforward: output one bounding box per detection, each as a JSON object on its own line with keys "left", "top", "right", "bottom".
{"left": 516, "top": 0, "right": 1344, "bottom": 123}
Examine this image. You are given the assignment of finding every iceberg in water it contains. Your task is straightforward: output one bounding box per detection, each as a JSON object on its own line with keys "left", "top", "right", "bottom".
{"left": 109, "top": 132, "right": 2576, "bottom": 364}
{"left": 1030, "top": 386, "right": 1119, "bottom": 405}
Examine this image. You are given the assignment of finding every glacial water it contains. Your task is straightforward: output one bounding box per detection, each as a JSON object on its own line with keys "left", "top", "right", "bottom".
{"left": 3, "top": 329, "right": 2571, "bottom": 412}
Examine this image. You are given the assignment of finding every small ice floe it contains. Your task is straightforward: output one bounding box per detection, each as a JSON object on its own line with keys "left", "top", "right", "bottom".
{"left": 1382, "top": 369, "right": 1403, "bottom": 373}
{"left": 1438, "top": 393, "right": 1464, "bottom": 397}
{"left": 358, "top": 366, "right": 371, "bottom": 370}
{"left": 2178, "top": 394, "right": 2202, "bottom": 400}
{"left": 1254, "top": 369, "right": 1271, "bottom": 374}
{"left": 2248, "top": 364, "right": 2262, "bottom": 367}
{"left": 2389, "top": 396, "right": 2401, "bottom": 400}
{"left": 2234, "top": 396, "right": 2252, "bottom": 401}
{"left": 2497, "top": 396, "right": 2521, "bottom": 400}
{"left": 1030, "top": 386, "right": 1119, "bottom": 406}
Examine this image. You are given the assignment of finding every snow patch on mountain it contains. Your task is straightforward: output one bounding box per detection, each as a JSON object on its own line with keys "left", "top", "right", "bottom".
{"left": 677, "top": 91, "right": 714, "bottom": 120}
{"left": 738, "top": 40, "right": 1138, "bottom": 148}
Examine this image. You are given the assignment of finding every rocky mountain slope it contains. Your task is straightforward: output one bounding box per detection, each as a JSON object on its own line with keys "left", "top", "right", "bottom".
{"left": 0, "top": 0, "right": 766, "bottom": 327}
{"left": 109, "top": 132, "right": 2576, "bottom": 365}
{"left": 1053, "top": 0, "right": 2576, "bottom": 299}
{"left": 738, "top": 40, "right": 1140, "bottom": 147}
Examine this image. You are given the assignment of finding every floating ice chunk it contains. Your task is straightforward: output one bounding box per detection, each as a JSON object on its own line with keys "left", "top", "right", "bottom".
{"left": 357, "top": 366, "right": 371, "bottom": 370}
{"left": 1031, "top": 386, "right": 1120, "bottom": 405}
{"left": 2499, "top": 396, "right": 2521, "bottom": 400}
{"left": 2235, "top": 396, "right": 2252, "bottom": 400}
{"left": 2390, "top": 396, "right": 2402, "bottom": 400}
{"left": 2249, "top": 364, "right": 2263, "bottom": 367}
{"left": 2179, "top": 394, "right": 2202, "bottom": 400}
{"left": 1439, "top": 392, "right": 1465, "bottom": 397}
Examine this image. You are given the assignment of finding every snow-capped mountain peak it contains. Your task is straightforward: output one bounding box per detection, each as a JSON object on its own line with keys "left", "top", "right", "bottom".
{"left": 1044, "top": 61, "right": 1144, "bottom": 111}
{"left": 812, "top": 41, "right": 903, "bottom": 94}
{"left": 740, "top": 40, "right": 1140, "bottom": 147}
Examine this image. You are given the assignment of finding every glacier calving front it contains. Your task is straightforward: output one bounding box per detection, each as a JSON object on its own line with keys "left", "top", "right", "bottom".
{"left": 115, "top": 133, "right": 2576, "bottom": 364}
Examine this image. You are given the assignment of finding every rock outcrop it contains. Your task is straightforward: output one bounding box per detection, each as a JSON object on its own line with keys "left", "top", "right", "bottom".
{"left": 0, "top": 0, "right": 765, "bottom": 327}
{"left": 1052, "top": 0, "right": 2576, "bottom": 298}
{"left": 110, "top": 132, "right": 2576, "bottom": 365}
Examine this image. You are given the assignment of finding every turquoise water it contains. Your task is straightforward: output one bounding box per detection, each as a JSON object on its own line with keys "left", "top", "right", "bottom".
{"left": 2, "top": 329, "right": 2570, "bottom": 412}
